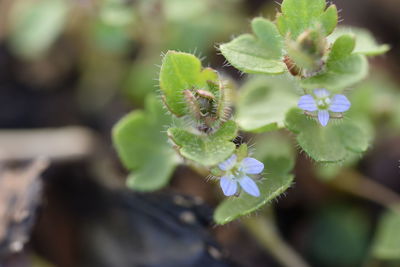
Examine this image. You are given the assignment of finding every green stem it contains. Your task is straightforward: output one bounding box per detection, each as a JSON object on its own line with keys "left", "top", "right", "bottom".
{"left": 242, "top": 210, "right": 311, "bottom": 267}
{"left": 329, "top": 169, "right": 400, "bottom": 213}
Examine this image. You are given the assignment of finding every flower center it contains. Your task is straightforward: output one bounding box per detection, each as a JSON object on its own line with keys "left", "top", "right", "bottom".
{"left": 316, "top": 97, "right": 331, "bottom": 110}
{"left": 230, "top": 166, "right": 245, "bottom": 180}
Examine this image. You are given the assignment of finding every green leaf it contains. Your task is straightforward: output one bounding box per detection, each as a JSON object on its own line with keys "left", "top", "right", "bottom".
{"left": 112, "top": 95, "right": 179, "bottom": 191}
{"left": 214, "top": 135, "right": 295, "bottom": 224}
{"left": 220, "top": 18, "right": 286, "bottom": 74}
{"left": 167, "top": 121, "right": 238, "bottom": 166}
{"left": 349, "top": 74, "right": 400, "bottom": 130}
{"left": 372, "top": 208, "right": 400, "bottom": 260}
{"left": 124, "top": 57, "right": 160, "bottom": 105}
{"left": 301, "top": 35, "right": 368, "bottom": 91}
{"left": 8, "top": 0, "right": 69, "bottom": 59}
{"left": 328, "top": 27, "right": 390, "bottom": 56}
{"left": 307, "top": 204, "right": 370, "bottom": 266}
{"left": 236, "top": 75, "right": 299, "bottom": 133}
{"left": 99, "top": 0, "right": 135, "bottom": 27}
{"left": 285, "top": 108, "right": 371, "bottom": 163}
{"left": 162, "top": 0, "right": 244, "bottom": 53}
{"left": 276, "top": 0, "right": 338, "bottom": 39}
{"left": 159, "top": 51, "right": 218, "bottom": 117}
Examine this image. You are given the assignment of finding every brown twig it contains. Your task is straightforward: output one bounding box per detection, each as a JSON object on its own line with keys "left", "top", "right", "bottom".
{"left": 0, "top": 127, "right": 96, "bottom": 162}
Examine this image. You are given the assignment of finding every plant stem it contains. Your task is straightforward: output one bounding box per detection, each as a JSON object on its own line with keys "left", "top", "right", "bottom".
{"left": 329, "top": 169, "right": 400, "bottom": 213}
{"left": 243, "top": 210, "right": 311, "bottom": 267}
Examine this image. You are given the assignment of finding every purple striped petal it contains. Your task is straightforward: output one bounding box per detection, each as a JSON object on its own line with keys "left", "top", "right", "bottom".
{"left": 314, "top": 89, "right": 330, "bottom": 98}
{"left": 298, "top": 95, "right": 317, "bottom": 112}
{"left": 220, "top": 176, "right": 237, "bottom": 196}
{"left": 329, "top": 94, "right": 351, "bottom": 112}
{"left": 241, "top": 157, "right": 264, "bottom": 174}
{"left": 318, "top": 110, "right": 330, "bottom": 127}
{"left": 239, "top": 176, "right": 260, "bottom": 197}
{"left": 218, "top": 154, "right": 237, "bottom": 171}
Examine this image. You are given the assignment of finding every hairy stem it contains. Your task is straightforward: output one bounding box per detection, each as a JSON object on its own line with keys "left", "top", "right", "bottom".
{"left": 243, "top": 210, "right": 311, "bottom": 267}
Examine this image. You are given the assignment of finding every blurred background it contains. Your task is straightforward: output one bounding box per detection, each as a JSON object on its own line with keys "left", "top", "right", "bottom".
{"left": 0, "top": 0, "right": 400, "bottom": 266}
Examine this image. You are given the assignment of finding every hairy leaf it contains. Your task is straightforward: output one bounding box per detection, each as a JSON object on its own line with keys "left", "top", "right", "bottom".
{"left": 220, "top": 18, "right": 286, "bottom": 74}
{"left": 285, "top": 108, "right": 371, "bottom": 163}
{"left": 168, "top": 121, "right": 238, "bottom": 166}
{"left": 276, "top": 0, "right": 338, "bottom": 39}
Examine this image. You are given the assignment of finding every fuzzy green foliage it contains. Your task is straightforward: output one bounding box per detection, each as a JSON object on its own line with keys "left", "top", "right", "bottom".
{"left": 219, "top": 18, "right": 286, "bottom": 74}
{"left": 276, "top": 0, "right": 338, "bottom": 39}
{"left": 219, "top": 0, "right": 388, "bottom": 92}
{"left": 159, "top": 51, "right": 219, "bottom": 117}
{"left": 285, "top": 108, "right": 371, "bottom": 163}
{"left": 167, "top": 121, "right": 237, "bottom": 166}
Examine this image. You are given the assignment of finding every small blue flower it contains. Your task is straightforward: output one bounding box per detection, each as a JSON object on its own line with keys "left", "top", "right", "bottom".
{"left": 298, "top": 88, "right": 351, "bottom": 127}
{"left": 218, "top": 154, "right": 263, "bottom": 197}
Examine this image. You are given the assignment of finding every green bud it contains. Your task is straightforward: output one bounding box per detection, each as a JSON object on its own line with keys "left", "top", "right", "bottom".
{"left": 286, "top": 28, "right": 328, "bottom": 76}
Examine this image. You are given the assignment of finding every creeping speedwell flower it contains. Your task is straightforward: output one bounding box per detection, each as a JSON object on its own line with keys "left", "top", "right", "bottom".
{"left": 218, "top": 154, "right": 263, "bottom": 197}
{"left": 298, "top": 88, "right": 351, "bottom": 127}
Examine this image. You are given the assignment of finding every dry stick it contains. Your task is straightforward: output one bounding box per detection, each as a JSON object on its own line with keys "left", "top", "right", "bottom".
{"left": 243, "top": 210, "right": 311, "bottom": 267}
{"left": 0, "top": 158, "right": 49, "bottom": 253}
{"left": 329, "top": 169, "right": 400, "bottom": 213}
{"left": 0, "top": 127, "right": 96, "bottom": 162}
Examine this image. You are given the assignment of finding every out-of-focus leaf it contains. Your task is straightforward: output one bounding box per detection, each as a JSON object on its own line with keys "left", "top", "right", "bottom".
{"left": 163, "top": 0, "right": 208, "bottom": 21}
{"left": 112, "top": 95, "right": 179, "bottom": 191}
{"left": 301, "top": 35, "right": 368, "bottom": 91}
{"left": 328, "top": 27, "right": 390, "bottom": 56}
{"left": 162, "top": 0, "right": 245, "bottom": 52}
{"left": 276, "top": 0, "right": 338, "bottom": 39}
{"left": 99, "top": 0, "right": 135, "bottom": 27}
{"left": 214, "top": 135, "right": 295, "bottom": 224}
{"left": 168, "top": 121, "right": 237, "bottom": 167}
{"left": 124, "top": 58, "right": 159, "bottom": 105}
{"left": 372, "top": 208, "right": 400, "bottom": 260}
{"left": 307, "top": 204, "right": 370, "bottom": 267}
{"left": 92, "top": 21, "right": 131, "bottom": 52}
{"left": 285, "top": 108, "right": 371, "bottom": 163}
{"left": 236, "top": 75, "right": 299, "bottom": 133}
{"left": 8, "top": 0, "right": 69, "bottom": 59}
{"left": 159, "top": 51, "right": 218, "bottom": 117}
{"left": 220, "top": 18, "right": 286, "bottom": 75}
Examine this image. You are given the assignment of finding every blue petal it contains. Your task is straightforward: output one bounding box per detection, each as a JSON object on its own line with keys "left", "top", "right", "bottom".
{"left": 329, "top": 94, "right": 351, "bottom": 112}
{"left": 298, "top": 95, "right": 317, "bottom": 111}
{"left": 218, "top": 154, "right": 237, "bottom": 171}
{"left": 318, "top": 110, "right": 330, "bottom": 127}
{"left": 314, "top": 88, "right": 330, "bottom": 98}
{"left": 241, "top": 157, "right": 264, "bottom": 174}
{"left": 239, "top": 176, "right": 260, "bottom": 197}
{"left": 220, "top": 176, "right": 237, "bottom": 196}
